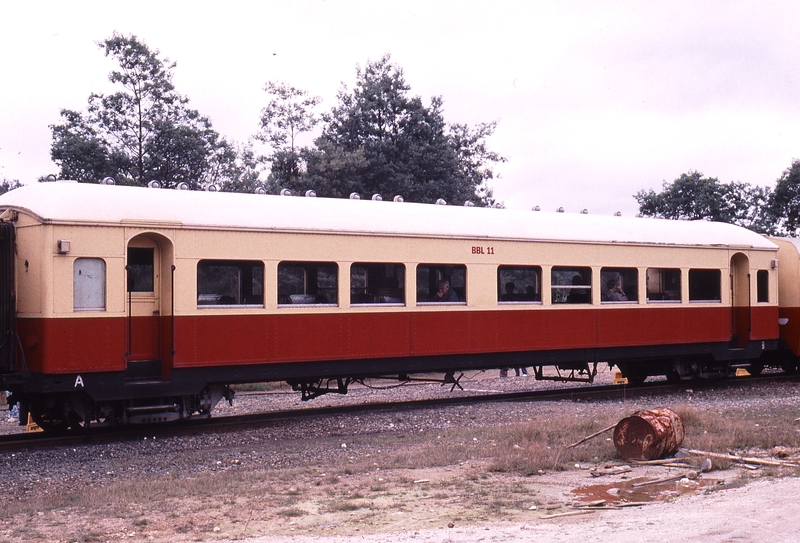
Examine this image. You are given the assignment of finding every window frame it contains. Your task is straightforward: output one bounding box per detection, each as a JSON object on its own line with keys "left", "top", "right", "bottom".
{"left": 416, "top": 263, "right": 467, "bottom": 305}
{"left": 757, "top": 269, "right": 769, "bottom": 303}
{"left": 127, "top": 247, "right": 154, "bottom": 293}
{"left": 350, "top": 262, "right": 406, "bottom": 306}
{"left": 277, "top": 261, "right": 339, "bottom": 307}
{"left": 551, "top": 266, "right": 592, "bottom": 305}
{"left": 600, "top": 267, "right": 638, "bottom": 304}
{"left": 646, "top": 267, "right": 682, "bottom": 303}
{"left": 73, "top": 257, "right": 107, "bottom": 311}
{"left": 196, "top": 259, "right": 265, "bottom": 308}
{"left": 688, "top": 268, "right": 722, "bottom": 303}
{"left": 497, "top": 265, "right": 542, "bottom": 304}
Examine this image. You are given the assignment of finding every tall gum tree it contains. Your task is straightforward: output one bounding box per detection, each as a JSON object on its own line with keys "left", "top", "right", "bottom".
{"left": 50, "top": 33, "right": 239, "bottom": 189}
{"left": 256, "top": 82, "right": 322, "bottom": 189}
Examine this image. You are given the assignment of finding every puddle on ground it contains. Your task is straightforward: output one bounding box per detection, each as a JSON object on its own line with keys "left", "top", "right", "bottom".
{"left": 572, "top": 477, "right": 708, "bottom": 505}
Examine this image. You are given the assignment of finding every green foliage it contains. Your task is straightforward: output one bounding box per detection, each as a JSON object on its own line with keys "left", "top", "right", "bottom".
{"left": 767, "top": 159, "right": 800, "bottom": 235}
{"left": 49, "top": 40, "right": 505, "bottom": 200}
{"left": 256, "top": 82, "right": 321, "bottom": 188}
{"left": 0, "top": 179, "right": 22, "bottom": 195}
{"left": 50, "top": 33, "right": 241, "bottom": 189}
{"left": 635, "top": 171, "right": 773, "bottom": 233}
{"left": 297, "top": 54, "right": 503, "bottom": 205}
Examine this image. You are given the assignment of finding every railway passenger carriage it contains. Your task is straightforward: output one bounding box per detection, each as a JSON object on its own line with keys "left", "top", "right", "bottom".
{"left": 0, "top": 181, "right": 791, "bottom": 430}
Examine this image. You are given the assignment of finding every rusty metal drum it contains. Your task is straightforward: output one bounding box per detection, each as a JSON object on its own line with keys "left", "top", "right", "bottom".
{"left": 613, "top": 407, "right": 685, "bottom": 461}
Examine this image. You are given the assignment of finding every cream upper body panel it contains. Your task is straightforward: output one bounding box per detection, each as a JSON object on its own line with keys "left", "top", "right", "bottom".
{"left": 0, "top": 182, "right": 780, "bottom": 317}
{"left": 771, "top": 238, "right": 800, "bottom": 307}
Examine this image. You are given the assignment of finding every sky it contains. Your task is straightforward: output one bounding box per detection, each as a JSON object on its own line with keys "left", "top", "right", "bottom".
{"left": 2, "top": 1, "right": 800, "bottom": 217}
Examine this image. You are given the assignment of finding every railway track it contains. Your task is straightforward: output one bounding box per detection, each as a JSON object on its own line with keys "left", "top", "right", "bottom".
{"left": 1, "top": 373, "right": 796, "bottom": 452}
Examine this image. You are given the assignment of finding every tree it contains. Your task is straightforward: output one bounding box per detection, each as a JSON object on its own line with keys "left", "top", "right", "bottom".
{"left": 304, "top": 55, "right": 504, "bottom": 205}
{"left": 50, "top": 109, "right": 125, "bottom": 183}
{"left": 218, "top": 144, "right": 272, "bottom": 194}
{"left": 50, "top": 33, "right": 239, "bottom": 188}
{"left": 723, "top": 181, "right": 773, "bottom": 234}
{"left": 766, "top": 159, "right": 800, "bottom": 235}
{"left": 256, "top": 82, "right": 321, "bottom": 188}
{"left": 635, "top": 171, "right": 730, "bottom": 221}
{"left": 448, "top": 121, "right": 505, "bottom": 207}
{"left": 0, "top": 179, "right": 22, "bottom": 196}
{"left": 634, "top": 171, "right": 773, "bottom": 233}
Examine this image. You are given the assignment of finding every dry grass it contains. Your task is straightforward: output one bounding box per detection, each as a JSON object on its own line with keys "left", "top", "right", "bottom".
{"left": 4, "top": 401, "right": 800, "bottom": 541}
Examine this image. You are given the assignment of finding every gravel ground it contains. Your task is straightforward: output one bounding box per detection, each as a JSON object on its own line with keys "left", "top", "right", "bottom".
{"left": 1, "top": 367, "right": 800, "bottom": 542}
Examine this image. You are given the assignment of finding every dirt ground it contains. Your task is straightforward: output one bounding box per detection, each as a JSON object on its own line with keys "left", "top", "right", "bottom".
{"left": 210, "top": 467, "right": 800, "bottom": 543}
{"left": 4, "top": 374, "right": 800, "bottom": 542}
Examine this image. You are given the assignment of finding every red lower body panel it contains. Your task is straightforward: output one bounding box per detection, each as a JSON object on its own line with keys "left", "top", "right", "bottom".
{"left": 779, "top": 306, "right": 800, "bottom": 354}
{"left": 15, "top": 305, "right": 780, "bottom": 375}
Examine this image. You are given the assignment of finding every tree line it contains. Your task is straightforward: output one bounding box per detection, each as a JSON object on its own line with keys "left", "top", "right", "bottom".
{"left": 45, "top": 33, "right": 504, "bottom": 206}
{"left": 634, "top": 166, "right": 800, "bottom": 236}
{"left": 3, "top": 32, "right": 800, "bottom": 235}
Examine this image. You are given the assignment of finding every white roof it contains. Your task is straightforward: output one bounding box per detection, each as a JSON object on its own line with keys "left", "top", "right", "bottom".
{"left": 0, "top": 181, "right": 777, "bottom": 250}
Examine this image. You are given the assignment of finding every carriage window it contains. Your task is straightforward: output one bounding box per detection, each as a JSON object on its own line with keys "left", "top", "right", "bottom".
{"left": 278, "top": 262, "right": 338, "bottom": 305}
{"left": 647, "top": 268, "right": 681, "bottom": 302}
{"left": 127, "top": 247, "right": 154, "bottom": 292}
{"left": 351, "top": 263, "right": 405, "bottom": 305}
{"left": 498, "top": 266, "right": 541, "bottom": 302}
{"left": 689, "top": 269, "right": 721, "bottom": 302}
{"left": 74, "top": 258, "right": 106, "bottom": 310}
{"left": 551, "top": 266, "right": 591, "bottom": 304}
{"left": 416, "top": 264, "right": 466, "bottom": 303}
{"left": 601, "top": 267, "right": 638, "bottom": 302}
{"left": 197, "top": 260, "right": 264, "bottom": 306}
{"left": 757, "top": 270, "right": 769, "bottom": 303}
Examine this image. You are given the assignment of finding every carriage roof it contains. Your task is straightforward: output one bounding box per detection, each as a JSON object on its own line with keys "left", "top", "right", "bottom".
{"left": 0, "top": 181, "right": 776, "bottom": 250}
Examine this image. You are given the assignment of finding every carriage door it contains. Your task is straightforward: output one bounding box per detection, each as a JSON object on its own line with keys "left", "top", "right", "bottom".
{"left": 730, "top": 253, "right": 751, "bottom": 348}
{"left": 126, "top": 235, "right": 172, "bottom": 380}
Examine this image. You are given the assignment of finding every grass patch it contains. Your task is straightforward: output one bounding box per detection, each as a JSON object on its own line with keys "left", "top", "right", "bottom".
{"left": 6, "top": 396, "right": 800, "bottom": 541}
{"left": 277, "top": 508, "right": 307, "bottom": 517}
{"left": 232, "top": 382, "right": 288, "bottom": 393}
{"left": 323, "top": 499, "right": 363, "bottom": 513}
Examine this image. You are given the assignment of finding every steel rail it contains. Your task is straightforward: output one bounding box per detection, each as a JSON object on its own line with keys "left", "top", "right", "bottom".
{"left": 0, "top": 373, "right": 796, "bottom": 452}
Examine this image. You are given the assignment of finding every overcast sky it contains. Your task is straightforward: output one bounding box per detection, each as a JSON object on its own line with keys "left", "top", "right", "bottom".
{"left": 2, "top": 1, "right": 800, "bottom": 216}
